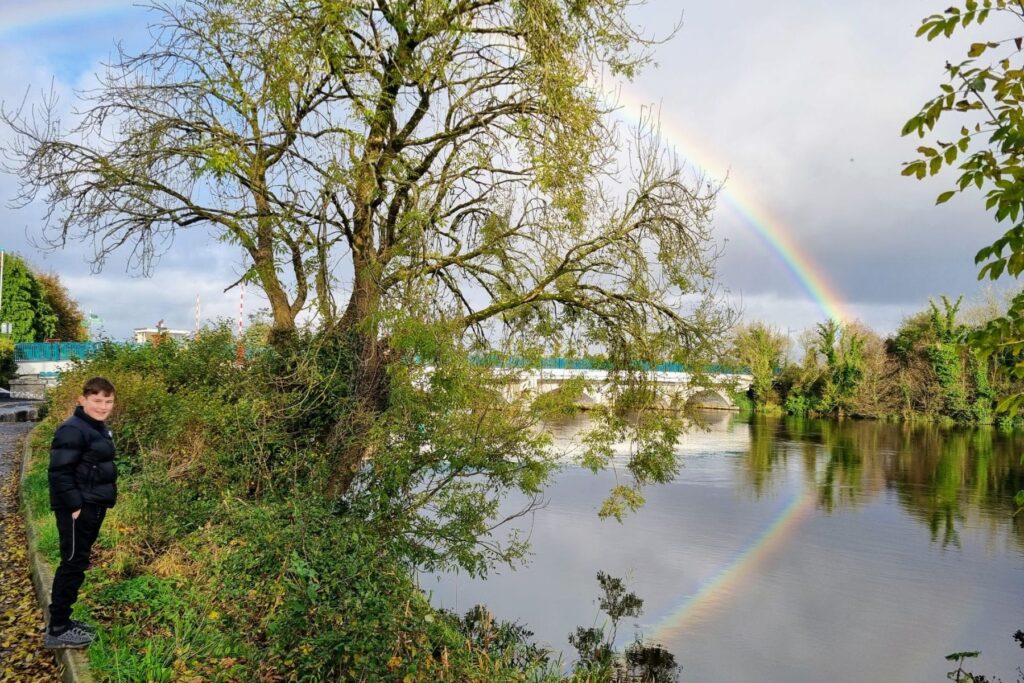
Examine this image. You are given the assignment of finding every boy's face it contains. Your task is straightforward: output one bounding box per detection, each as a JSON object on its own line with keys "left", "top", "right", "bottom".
{"left": 79, "top": 392, "right": 115, "bottom": 421}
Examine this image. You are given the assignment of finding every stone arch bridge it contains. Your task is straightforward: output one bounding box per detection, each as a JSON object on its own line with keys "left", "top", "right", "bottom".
{"left": 10, "top": 344, "right": 753, "bottom": 409}
{"left": 496, "top": 366, "right": 753, "bottom": 410}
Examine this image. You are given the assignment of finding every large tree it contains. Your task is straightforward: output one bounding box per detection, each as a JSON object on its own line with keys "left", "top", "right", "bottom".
{"left": 729, "top": 322, "right": 789, "bottom": 408}
{"left": 5, "top": 0, "right": 729, "bottom": 503}
{"left": 0, "top": 253, "right": 57, "bottom": 343}
{"left": 35, "top": 272, "right": 88, "bottom": 342}
{"left": 733, "top": 323, "right": 786, "bottom": 409}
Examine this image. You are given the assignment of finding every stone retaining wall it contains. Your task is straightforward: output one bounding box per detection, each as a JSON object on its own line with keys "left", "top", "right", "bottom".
{"left": 0, "top": 402, "right": 41, "bottom": 423}
{"left": 10, "top": 376, "right": 56, "bottom": 401}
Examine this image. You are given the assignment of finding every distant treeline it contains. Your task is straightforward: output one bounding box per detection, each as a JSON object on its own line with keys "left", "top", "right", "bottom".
{"left": 0, "top": 252, "right": 87, "bottom": 387}
{"left": 727, "top": 294, "right": 1022, "bottom": 426}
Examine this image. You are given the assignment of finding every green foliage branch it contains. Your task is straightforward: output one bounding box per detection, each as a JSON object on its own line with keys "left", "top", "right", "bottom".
{"left": 905, "top": 0, "right": 1024, "bottom": 506}
{"left": 904, "top": 1, "right": 1024, "bottom": 411}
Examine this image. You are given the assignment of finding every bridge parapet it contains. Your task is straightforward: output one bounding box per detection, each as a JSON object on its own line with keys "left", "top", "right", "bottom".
{"left": 8, "top": 345, "right": 752, "bottom": 409}
{"left": 490, "top": 366, "right": 752, "bottom": 410}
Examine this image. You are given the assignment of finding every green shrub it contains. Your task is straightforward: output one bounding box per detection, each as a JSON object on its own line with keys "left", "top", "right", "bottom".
{"left": 33, "top": 325, "right": 689, "bottom": 681}
{"left": 727, "top": 389, "right": 754, "bottom": 414}
{"left": 784, "top": 392, "right": 811, "bottom": 417}
{"left": 0, "top": 337, "right": 16, "bottom": 387}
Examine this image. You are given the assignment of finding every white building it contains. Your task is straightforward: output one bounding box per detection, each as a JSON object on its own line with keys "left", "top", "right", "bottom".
{"left": 133, "top": 327, "right": 192, "bottom": 344}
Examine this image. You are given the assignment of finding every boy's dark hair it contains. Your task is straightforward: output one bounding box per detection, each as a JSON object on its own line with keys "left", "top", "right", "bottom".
{"left": 82, "top": 377, "right": 115, "bottom": 397}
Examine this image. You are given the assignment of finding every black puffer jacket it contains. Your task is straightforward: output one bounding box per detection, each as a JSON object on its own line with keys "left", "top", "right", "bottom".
{"left": 48, "top": 406, "right": 118, "bottom": 511}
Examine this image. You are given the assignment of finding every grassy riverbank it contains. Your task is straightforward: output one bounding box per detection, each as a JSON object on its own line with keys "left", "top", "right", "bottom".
{"left": 21, "top": 330, "right": 574, "bottom": 682}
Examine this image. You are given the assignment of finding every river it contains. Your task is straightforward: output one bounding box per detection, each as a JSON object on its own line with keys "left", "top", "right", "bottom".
{"left": 425, "top": 411, "right": 1024, "bottom": 682}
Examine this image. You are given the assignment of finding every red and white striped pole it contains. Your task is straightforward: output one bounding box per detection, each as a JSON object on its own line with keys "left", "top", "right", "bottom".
{"left": 195, "top": 293, "right": 201, "bottom": 335}
{"left": 235, "top": 282, "right": 246, "bottom": 364}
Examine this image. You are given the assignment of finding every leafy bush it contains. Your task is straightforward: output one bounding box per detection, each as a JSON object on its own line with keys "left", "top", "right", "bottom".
{"left": 0, "top": 337, "right": 16, "bottom": 387}
{"left": 0, "top": 253, "right": 57, "bottom": 342}
{"left": 568, "top": 573, "right": 679, "bottom": 683}
{"left": 783, "top": 392, "right": 811, "bottom": 417}
{"left": 757, "top": 294, "right": 1023, "bottom": 423}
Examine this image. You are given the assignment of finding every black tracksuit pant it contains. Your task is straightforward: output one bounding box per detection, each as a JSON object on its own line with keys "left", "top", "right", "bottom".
{"left": 49, "top": 503, "right": 106, "bottom": 629}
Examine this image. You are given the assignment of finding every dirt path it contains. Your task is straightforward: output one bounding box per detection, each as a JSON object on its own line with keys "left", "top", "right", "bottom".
{"left": 0, "top": 424, "right": 63, "bottom": 682}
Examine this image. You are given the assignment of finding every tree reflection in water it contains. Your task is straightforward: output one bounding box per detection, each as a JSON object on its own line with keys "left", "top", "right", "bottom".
{"left": 741, "top": 415, "right": 1024, "bottom": 549}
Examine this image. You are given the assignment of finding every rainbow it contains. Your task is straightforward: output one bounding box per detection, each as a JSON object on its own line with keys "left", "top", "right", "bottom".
{"left": 645, "top": 487, "right": 818, "bottom": 642}
{"left": 606, "top": 84, "right": 850, "bottom": 323}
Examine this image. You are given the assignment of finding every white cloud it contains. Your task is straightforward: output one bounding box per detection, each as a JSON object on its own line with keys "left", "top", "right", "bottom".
{"left": 60, "top": 260, "right": 269, "bottom": 339}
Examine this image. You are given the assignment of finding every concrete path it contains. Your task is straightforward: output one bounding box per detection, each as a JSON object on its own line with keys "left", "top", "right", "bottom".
{"left": 0, "top": 423, "right": 63, "bottom": 681}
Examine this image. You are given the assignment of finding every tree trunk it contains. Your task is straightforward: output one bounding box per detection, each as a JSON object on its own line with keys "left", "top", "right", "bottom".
{"left": 325, "top": 333, "right": 391, "bottom": 500}
{"left": 325, "top": 232, "right": 392, "bottom": 499}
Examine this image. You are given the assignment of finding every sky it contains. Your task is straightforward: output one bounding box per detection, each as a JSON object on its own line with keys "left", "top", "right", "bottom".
{"left": 0, "top": 0, "right": 1013, "bottom": 340}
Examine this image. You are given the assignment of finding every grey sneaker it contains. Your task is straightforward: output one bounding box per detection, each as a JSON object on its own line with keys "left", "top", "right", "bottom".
{"left": 70, "top": 619, "right": 96, "bottom": 635}
{"left": 43, "top": 625, "right": 95, "bottom": 649}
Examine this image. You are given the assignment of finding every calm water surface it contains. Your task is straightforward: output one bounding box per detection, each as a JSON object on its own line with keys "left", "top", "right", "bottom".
{"left": 425, "top": 412, "right": 1024, "bottom": 682}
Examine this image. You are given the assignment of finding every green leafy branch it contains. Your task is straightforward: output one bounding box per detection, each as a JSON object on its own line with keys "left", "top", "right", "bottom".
{"left": 905, "top": 0, "right": 1024, "bottom": 511}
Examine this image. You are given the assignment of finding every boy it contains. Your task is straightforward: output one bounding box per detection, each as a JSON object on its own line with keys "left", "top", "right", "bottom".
{"left": 44, "top": 377, "right": 117, "bottom": 649}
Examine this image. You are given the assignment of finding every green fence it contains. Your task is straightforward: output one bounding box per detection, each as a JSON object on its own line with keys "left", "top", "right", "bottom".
{"left": 13, "top": 343, "right": 750, "bottom": 375}
{"left": 14, "top": 342, "right": 101, "bottom": 362}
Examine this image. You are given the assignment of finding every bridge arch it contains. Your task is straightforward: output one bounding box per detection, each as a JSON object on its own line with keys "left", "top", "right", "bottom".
{"left": 685, "top": 389, "right": 734, "bottom": 410}
{"left": 532, "top": 386, "right": 601, "bottom": 410}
